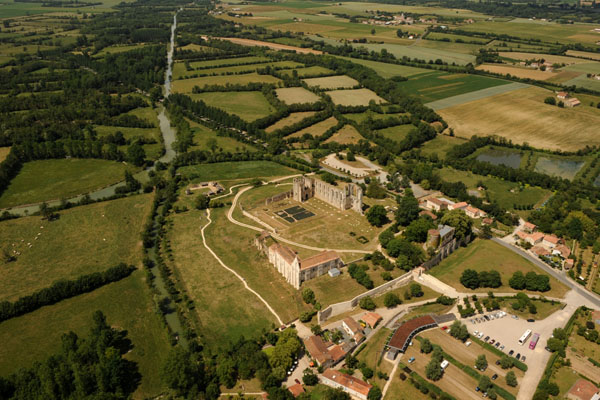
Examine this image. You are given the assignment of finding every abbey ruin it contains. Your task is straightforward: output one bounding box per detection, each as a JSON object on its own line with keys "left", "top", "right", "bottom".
{"left": 293, "top": 176, "right": 363, "bottom": 214}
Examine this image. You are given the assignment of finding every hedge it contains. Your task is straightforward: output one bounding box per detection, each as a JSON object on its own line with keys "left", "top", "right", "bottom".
{"left": 410, "top": 372, "right": 457, "bottom": 400}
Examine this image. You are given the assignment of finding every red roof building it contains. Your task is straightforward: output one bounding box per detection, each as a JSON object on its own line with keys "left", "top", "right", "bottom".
{"left": 388, "top": 316, "right": 437, "bottom": 353}
{"left": 288, "top": 384, "right": 305, "bottom": 397}
{"left": 321, "top": 369, "right": 372, "bottom": 400}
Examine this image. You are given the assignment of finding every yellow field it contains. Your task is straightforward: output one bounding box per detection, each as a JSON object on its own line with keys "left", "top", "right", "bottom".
{"left": 303, "top": 75, "right": 359, "bottom": 89}
{"left": 439, "top": 86, "right": 600, "bottom": 151}
{"left": 326, "top": 88, "right": 386, "bottom": 106}
{"left": 289, "top": 116, "right": 338, "bottom": 138}
{"left": 567, "top": 50, "right": 600, "bottom": 61}
{"left": 500, "top": 52, "right": 587, "bottom": 65}
{"left": 275, "top": 87, "right": 321, "bottom": 104}
{"left": 265, "top": 111, "right": 317, "bottom": 133}
{"left": 171, "top": 73, "right": 281, "bottom": 93}
{"left": 324, "top": 124, "right": 363, "bottom": 144}
{"left": 476, "top": 64, "right": 556, "bottom": 81}
{"left": 215, "top": 37, "right": 322, "bottom": 54}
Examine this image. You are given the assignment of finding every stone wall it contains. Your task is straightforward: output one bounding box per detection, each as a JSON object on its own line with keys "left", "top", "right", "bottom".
{"left": 265, "top": 190, "right": 292, "bottom": 206}
{"left": 422, "top": 235, "right": 472, "bottom": 270}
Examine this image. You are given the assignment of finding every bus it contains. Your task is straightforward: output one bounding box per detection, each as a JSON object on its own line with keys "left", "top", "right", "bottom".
{"left": 519, "top": 329, "right": 532, "bottom": 345}
{"left": 529, "top": 333, "right": 540, "bottom": 350}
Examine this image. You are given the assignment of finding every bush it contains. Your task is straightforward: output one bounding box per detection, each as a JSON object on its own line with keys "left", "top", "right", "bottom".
{"left": 384, "top": 292, "right": 402, "bottom": 308}
{"left": 506, "top": 371, "right": 518, "bottom": 387}
{"left": 348, "top": 264, "right": 374, "bottom": 289}
{"left": 359, "top": 296, "right": 376, "bottom": 311}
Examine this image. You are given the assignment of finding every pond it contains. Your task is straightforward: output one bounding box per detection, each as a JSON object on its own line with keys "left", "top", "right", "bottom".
{"left": 534, "top": 157, "right": 585, "bottom": 180}
{"left": 476, "top": 148, "right": 522, "bottom": 169}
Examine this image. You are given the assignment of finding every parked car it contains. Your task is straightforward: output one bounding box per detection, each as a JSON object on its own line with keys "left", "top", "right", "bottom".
{"left": 295, "top": 379, "right": 301, "bottom": 385}
{"left": 527, "top": 319, "right": 535, "bottom": 323}
{"left": 491, "top": 374, "right": 498, "bottom": 381}
{"left": 495, "top": 360, "right": 501, "bottom": 365}
{"left": 484, "top": 315, "right": 490, "bottom": 321}
{"left": 484, "top": 336, "right": 490, "bottom": 342}
{"left": 478, "top": 332, "right": 484, "bottom": 339}
{"left": 408, "top": 357, "right": 415, "bottom": 364}
{"left": 490, "top": 339, "right": 495, "bottom": 345}
{"left": 474, "top": 330, "right": 479, "bottom": 336}
{"left": 522, "top": 356, "right": 526, "bottom": 362}
{"left": 500, "top": 345, "right": 505, "bottom": 350}
{"left": 465, "top": 341, "right": 472, "bottom": 347}
{"left": 475, "top": 387, "right": 480, "bottom": 392}
{"left": 495, "top": 342, "right": 500, "bottom": 348}
{"left": 516, "top": 353, "right": 521, "bottom": 360}
{"left": 441, "top": 326, "right": 449, "bottom": 331}
{"left": 512, "top": 315, "right": 518, "bottom": 320}
{"left": 509, "top": 350, "right": 514, "bottom": 356}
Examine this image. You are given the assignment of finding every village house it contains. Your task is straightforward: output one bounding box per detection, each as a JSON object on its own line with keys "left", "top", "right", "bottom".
{"left": 288, "top": 383, "right": 305, "bottom": 398}
{"left": 303, "top": 336, "right": 348, "bottom": 368}
{"left": 451, "top": 201, "right": 468, "bottom": 211}
{"left": 362, "top": 312, "right": 382, "bottom": 329}
{"left": 557, "top": 91, "right": 569, "bottom": 100}
{"left": 564, "top": 259, "right": 575, "bottom": 270}
{"left": 516, "top": 231, "right": 544, "bottom": 246}
{"left": 567, "top": 378, "right": 600, "bottom": 400}
{"left": 342, "top": 317, "right": 363, "bottom": 337}
{"left": 424, "top": 197, "right": 451, "bottom": 211}
{"left": 566, "top": 97, "right": 581, "bottom": 107}
{"left": 465, "top": 205, "right": 486, "bottom": 219}
{"left": 321, "top": 369, "right": 372, "bottom": 400}
{"left": 523, "top": 222, "right": 537, "bottom": 233}
{"left": 542, "top": 234, "right": 562, "bottom": 249}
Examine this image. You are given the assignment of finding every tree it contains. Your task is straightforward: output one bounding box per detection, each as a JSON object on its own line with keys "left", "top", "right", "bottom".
{"left": 359, "top": 296, "right": 376, "bottom": 311}
{"left": 475, "top": 355, "right": 488, "bottom": 371}
{"left": 383, "top": 292, "right": 402, "bottom": 308}
{"left": 544, "top": 97, "right": 556, "bottom": 105}
{"left": 460, "top": 269, "right": 480, "bottom": 289}
{"left": 528, "top": 303, "right": 537, "bottom": 314}
{"left": 366, "top": 205, "right": 388, "bottom": 227}
{"left": 396, "top": 189, "right": 420, "bottom": 226}
{"left": 449, "top": 321, "right": 469, "bottom": 341}
{"left": 410, "top": 283, "right": 424, "bottom": 297}
{"left": 302, "top": 288, "right": 315, "bottom": 305}
{"left": 311, "top": 325, "right": 322, "bottom": 336}
{"left": 361, "top": 366, "right": 374, "bottom": 379}
{"left": 509, "top": 271, "right": 526, "bottom": 290}
{"left": 322, "top": 387, "right": 350, "bottom": 400}
{"left": 366, "top": 180, "right": 387, "bottom": 199}
{"left": 425, "top": 358, "right": 443, "bottom": 381}
{"left": 506, "top": 371, "right": 518, "bottom": 387}
{"left": 440, "top": 210, "right": 472, "bottom": 240}
{"left": 478, "top": 375, "right": 491, "bottom": 392}
{"left": 162, "top": 347, "right": 205, "bottom": 396}
{"left": 404, "top": 217, "right": 434, "bottom": 242}
{"left": 126, "top": 142, "right": 146, "bottom": 166}
{"left": 303, "top": 369, "right": 318, "bottom": 386}
{"left": 195, "top": 194, "right": 210, "bottom": 210}
{"left": 546, "top": 337, "right": 565, "bottom": 353}
{"left": 421, "top": 338, "right": 433, "bottom": 354}
{"left": 500, "top": 356, "right": 513, "bottom": 369}
{"left": 367, "top": 386, "right": 382, "bottom": 400}
{"left": 206, "top": 137, "right": 218, "bottom": 153}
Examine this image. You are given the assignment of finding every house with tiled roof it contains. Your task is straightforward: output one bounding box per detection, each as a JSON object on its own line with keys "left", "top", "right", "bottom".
{"left": 321, "top": 369, "right": 372, "bottom": 400}
{"left": 362, "top": 312, "right": 382, "bottom": 329}
{"left": 288, "top": 383, "right": 305, "bottom": 397}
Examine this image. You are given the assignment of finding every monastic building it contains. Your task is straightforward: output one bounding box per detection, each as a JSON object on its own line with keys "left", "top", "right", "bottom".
{"left": 266, "top": 241, "right": 343, "bottom": 289}
{"left": 292, "top": 176, "right": 363, "bottom": 214}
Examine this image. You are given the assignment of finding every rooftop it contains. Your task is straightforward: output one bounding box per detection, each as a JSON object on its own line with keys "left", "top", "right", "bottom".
{"left": 270, "top": 243, "right": 298, "bottom": 265}
{"left": 288, "top": 383, "right": 305, "bottom": 397}
{"left": 322, "top": 369, "right": 372, "bottom": 397}
{"left": 300, "top": 250, "right": 341, "bottom": 270}
{"left": 303, "top": 335, "right": 331, "bottom": 365}
{"left": 362, "top": 312, "right": 382, "bottom": 328}
{"left": 388, "top": 315, "right": 437, "bottom": 351}
{"left": 568, "top": 378, "right": 599, "bottom": 400}
{"left": 343, "top": 317, "right": 363, "bottom": 334}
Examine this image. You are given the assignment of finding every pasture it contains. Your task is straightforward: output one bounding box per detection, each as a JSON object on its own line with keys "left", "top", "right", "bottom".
{"left": 188, "top": 55, "right": 270, "bottom": 69}
{"left": 176, "top": 60, "right": 302, "bottom": 78}
{"left": 564, "top": 74, "right": 600, "bottom": 91}
{"left": 324, "top": 124, "right": 363, "bottom": 144}
{"left": 0, "top": 194, "right": 152, "bottom": 302}
{"left": 425, "top": 82, "right": 529, "bottom": 110}
{"left": 189, "top": 91, "right": 275, "bottom": 122}
{"left": 430, "top": 239, "right": 568, "bottom": 298}
{"left": 303, "top": 75, "right": 359, "bottom": 89}
{"left": 275, "top": 87, "right": 321, "bottom": 104}
{"left": 95, "top": 44, "right": 147, "bottom": 57}
{"left": 326, "top": 88, "right": 386, "bottom": 106}
{"left": 499, "top": 51, "right": 587, "bottom": 65}
{"left": 567, "top": 50, "right": 600, "bottom": 61}
{"left": 171, "top": 73, "right": 281, "bottom": 92}
{"left": 188, "top": 119, "right": 252, "bottom": 152}
{"left": 265, "top": 111, "right": 317, "bottom": 133}
{"left": 375, "top": 124, "right": 416, "bottom": 142}
{"left": 0, "top": 270, "right": 171, "bottom": 399}
{"left": 289, "top": 116, "right": 338, "bottom": 138}
{"left": 177, "top": 160, "right": 299, "bottom": 181}
{"left": 0, "top": 159, "right": 131, "bottom": 208}
{"left": 438, "top": 86, "right": 600, "bottom": 151}
{"left": 352, "top": 42, "right": 476, "bottom": 66}
{"left": 168, "top": 210, "right": 276, "bottom": 348}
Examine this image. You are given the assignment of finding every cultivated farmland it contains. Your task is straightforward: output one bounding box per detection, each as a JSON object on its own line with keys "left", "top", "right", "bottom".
{"left": 189, "top": 91, "right": 275, "bottom": 122}
{"left": 303, "top": 75, "right": 359, "bottom": 89}
{"left": 171, "top": 73, "right": 281, "bottom": 92}
{"left": 289, "top": 116, "right": 338, "bottom": 138}
{"left": 266, "top": 111, "right": 317, "bottom": 133}
{"left": 275, "top": 87, "right": 321, "bottom": 104}
{"left": 326, "top": 88, "right": 386, "bottom": 106}
{"left": 476, "top": 64, "right": 557, "bottom": 80}
{"left": 324, "top": 124, "right": 363, "bottom": 144}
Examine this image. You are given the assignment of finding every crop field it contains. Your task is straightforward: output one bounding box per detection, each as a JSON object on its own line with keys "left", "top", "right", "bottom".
{"left": 216, "top": 37, "right": 323, "bottom": 54}
{"left": 398, "top": 71, "right": 509, "bottom": 103}
{"left": 336, "top": 56, "right": 433, "bottom": 79}
{"left": 324, "top": 124, "right": 363, "bottom": 144}
{"left": 275, "top": 87, "right": 321, "bottom": 104}
{"left": 303, "top": 75, "right": 359, "bottom": 89}
{"left": 476, "top": 63, "right": 557, "bottom": 80}
{"left": 171, "top": 73, "right": 281, "bottom": 92}
{"left": 375, "top": 124, "right": 416, "bottom": 142}
{"left": 0, "top": 270, "right": 170, "bottom": 399}
{"left": 437, "top": 167, "right": 551, "bottom": 209}
{"left": 343, "top": 111, "right": 407, "bottom": 124}
{"left": 430, "top": 239, "right": 568, "bottom": 298}
{"left": 418, "top": 135, "right": 466, "bottom": 159}
{"left": 564, "top": 74, "right": 600, "bottom": 91}
{"left": 168, "top": 210, "right": 275, "bottom": 348}
{"left": 188, "top": 56, "right": 271, "bottom": 69}
{"left": 0, "top": 159, "right": 131, "bottom": 208}
{"left": 561, "top": 62, "right": 600, "bottom": 74}
{"left": 499, "top": 51, "right": 587, "bottom": 65}
{"left": 265, "top": 111, "right": 317, "bottom": 133}
{"left": 352, "top": 42, "right": 477, "bottom": 66}
{"left": 326, "top": 88, "right": 386, "bottom": 106}
{"left": 425, "top": 82, "right": 529, "bottom": 111}
{"left": 279, "top": 65, "right": 334, "bottom": 77}
{"left": 439, "top": 86, "right": 600, "bottom": 151}
{"left": 188, "top": 119, "right": 252, "bottom": 152}
{"left": 567, "top": 50, "right": 600, "bottom": 61}
{"left": 189, "top": 91, "right": 275, "bottom": 122}
{"left": 289, "top": 116, "right": 338, "bottom": 138}
{"left": 427, "top": 31, "right": 490, "bottom": 44}
{"left": 95, "top": 44, "right": 148, "bottom": 57}
{"left": 177, "top": 160, "right": 299, "bottom": 181}
{"left": 175, "top": 60, "right": 302, "bottom": 79}
{"left": 0, "top": 194, "right": 152, "bottom": 302}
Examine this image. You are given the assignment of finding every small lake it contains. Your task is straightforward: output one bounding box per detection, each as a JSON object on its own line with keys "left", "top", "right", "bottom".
{"left": 534, "top": 157, "right": 584, "bottom": 180}
{"left": 476, "top": 148, "right": 522, "bottom": 169}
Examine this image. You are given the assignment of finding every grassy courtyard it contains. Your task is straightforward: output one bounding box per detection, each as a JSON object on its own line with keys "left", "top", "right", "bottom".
{"left": 0, "top": 158, "right": 131, "bottom": 208}
{"left": 429, "top": 239, "right": 569, "bottom": 298}
{"left": 0, "top": 194, "right": 152, "bottom": 302}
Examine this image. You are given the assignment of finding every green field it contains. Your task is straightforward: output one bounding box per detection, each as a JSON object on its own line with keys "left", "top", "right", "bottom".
{"left": 0, "top": 270, "right": 171, "bottom": 399}
{"left": 188, "top": 56, "right": 271, "bottom": 69}
{"left": 171, "top": 73, "right": 281, "bottom": 92}
{"left": 0, "top": 159, "right": 132, "bottom": 208}
{"left": 279, "top": 65, "right": 334, "bottom": 77}
{"left": 95, "top": 44, "right": 148, "bottom": 57}
{"left": 437, "top": 167, "right": 550, "bottom": 209}
{"left": 175, "top": 60, "right": 303, "bottom": 79}
{"left": 178, "top": 160, "right": 299, "bottom": 181}
{"left": 188, "top": 119, "right": 252, "bottom": 152}
{"left": 337, "top": 56, "right": 433, "bottom": 79}
{"left": 375, "top": 124, "right": 416, "bottom": 142}
{"left": 430, "top": 239, "right": 568, "bottom": 298}
{"left": 418, "top": 135, "right": 466, "bottom": 159}
{"left": 168, "top": 210, "right": 275, "bottom": 348}
{"left": 303, "top": 75, "right": 359, "bottom": 89}
{"left": 0, "top": 194, "right": 152, "bottom": 302}
{"left": 189, "top": 91, "right": 275, "bottom": 122}
{"left": 348, "top": 42, "right": 476, "bottom": 66}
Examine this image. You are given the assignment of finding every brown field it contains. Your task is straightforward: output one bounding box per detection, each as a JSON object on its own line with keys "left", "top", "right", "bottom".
{"left": 567, "top": 50, "right": 600, "bottom": 61}
{"left": 275, "top": 87, "right": 321, "bottom": 105}
{"left": 324, "top": 124, "right": 364, "bottom": 144}
{"left": 326, "top": 88, "right": 386, "bottom": 106}
{"left": 288, "top": 116, "right": 338, "bottom": 138}
{"left": 438, "top": 86, "right": 600, "bottom": 151}
{"left": 0, "top": 147, "right": 10, "bottom": 163}
{"left": 500, "top": 52, "right": 587, "bottom": 65}
{"left": 303, "top": 75, "right": 359, "bottom": 89}
{"left": 215, "top": 37, "right": 322, "bottom": 54}
{"left": 265, "top": 111, "right": 317, "bottom": 133}
{"left": 476, "top": 64, "right": 556, "bottom": 81}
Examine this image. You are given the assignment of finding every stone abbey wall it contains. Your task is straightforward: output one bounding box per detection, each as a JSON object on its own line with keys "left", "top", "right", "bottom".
{"left": 292, "top": 176, "right": 363, "bottom": 213}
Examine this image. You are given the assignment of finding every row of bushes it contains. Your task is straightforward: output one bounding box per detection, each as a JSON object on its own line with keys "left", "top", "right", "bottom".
{"left": 469, "top": 336, "right": 528, "bottom": 372}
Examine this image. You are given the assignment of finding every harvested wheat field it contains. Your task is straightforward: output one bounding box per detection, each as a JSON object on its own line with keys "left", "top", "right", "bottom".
{"left": 265, "top": 111, "right": 317, "bottom": 133}
{"left": 566, "top": 50, "right": 600, "bottom": 61}
{"left": 326, "top": 88, "right": 386, "bottom": 106}
{"left": 324, "top": 125, "right": 364, "bottom": 145}
{"left": 215, "top": 37, "right": 322, "bottom": 54}
{"left": 275, "top": 87, "right": 321, "bottom": 105}
{"left": 476, "top": 64, "right": 556, "bottom": 80}
{"left": 288, "top": 116, "right": 338, "bottom": 138}
{"left": 303, "top": 75, "right": 359, "bottom": 89}
{"left": 439, "top": 86, "right": 600, "bottom": 151}
{"left": 500, "top": 52, "right": 587, "bottom": 65}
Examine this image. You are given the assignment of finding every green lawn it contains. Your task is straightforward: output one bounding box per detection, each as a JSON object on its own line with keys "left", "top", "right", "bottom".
{"left": 0, "top": 271, "right": 171, "bottom": 399}
{"left": 429, "top": 239, "right": 569, "bottom": 298}
{"left": 168, "top": 210, "right": 275, "bottom": 349}
{"left": 436, "top": 167, "right": 551, "bottom": 210}
{"left": 189, "top": 91, "right": 275, "bottom": 122}
{"left": 0, "top": 194, "right": 152, "bottom": 302}
{"left": 0, "top": 159, "right": 132, "bottom": 208}
{"left": 178, "top": 161, "right": 299, "bottom": 181}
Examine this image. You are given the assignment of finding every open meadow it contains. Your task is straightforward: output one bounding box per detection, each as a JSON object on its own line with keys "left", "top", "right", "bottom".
{"left": 275, "top": 87, "right": 321, "bottom": 104}
{"left": 303, "top": 75, "right": 359, "bottom": 89}
{"left": 438, "top": 86, "right": 600, "bottom": 151}
{"left": 430, "top": 239, "right": 569, "bottom": 298}
{"left": 266, "top": 111, "right": 317, "bottom": 133}
{"left": 376, "top": 124, "right": 416, "bottom": 142}
{"left": 324, "top": 124, "right": 363, "bottom": 144}
{"left": 0, "top": 159, "right": 131, "bottom": 208}
{"left": 289, "top": 116, "right": 338, "bottom": 138}
{"left": 0, "top": 147, "right": 10, "bottom": 163}
{"left": 0, "top": 194, "right": 151, "bottom": 302}
{"left": 326, "top": 88, "right": 386, "bottom": 106}
{"left": 189, "top": 91, "right": 275, "bottom": 122}
{"left": 188, "top": 119, "right": 252, "bottom": 152}
{"left": 476, "top": 64, "right": 557, "bottom": 81}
